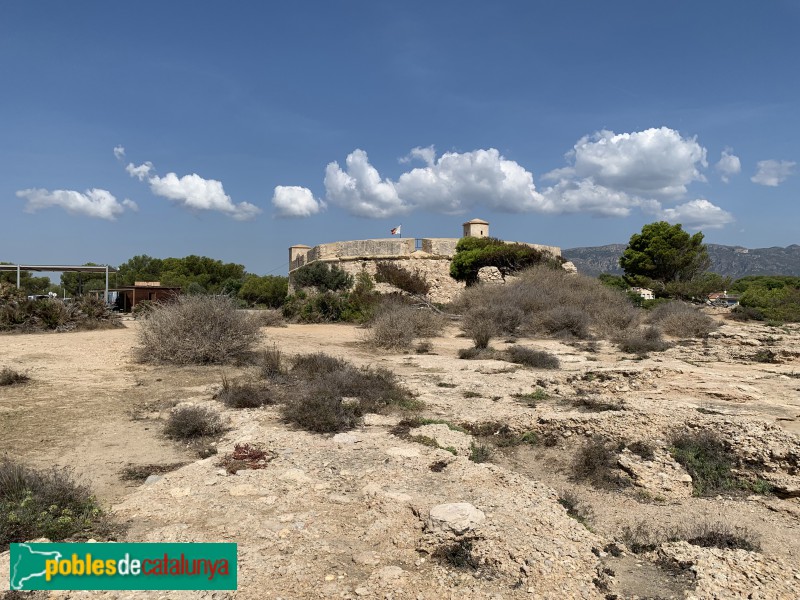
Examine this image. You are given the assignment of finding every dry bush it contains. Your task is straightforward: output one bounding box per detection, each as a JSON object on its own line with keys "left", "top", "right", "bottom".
{"left": 0, "top": 367, "right": 30, "bottom": 386}
{"left": 163, "top": 405, "right": 225, "bottom": 439}
{"left": 613, "top": 326, "right": 670, "bottom": 355}
{"left": 281, "top": 385, "right": 362, "bottom": 433}
{"left": 647, "top": 301, "right": 719, "bottom": 338}
{"left": 622, "top": 518, "right": 761, "bottom": 554}
{"left": 254, "top": 309, "right": 287, "bottom": 327}
{"left": 572, "top": 437, "right": 629, "bottom": 489}
{"left": 137, "top": 295, "right": 260, "bottom": 364}
{"left": 532, "top": 306, "right": 590, "bottom": 339}
{"left": 374, "top": 262, "right": 431, "bottom": 295}
{"left": 257, "top": 344, "right": 285, "bottom": 379}
{"left": 291, "top": 352, "right": 348, "bottom": 375}
{"left": 505, "top": 345, "right": 560, "bottom": 369}
{"left": 558, "top": 490, "right": 594, "bottom": 529}
{"left": 462, "top": 306, "right": 498, "bottom": 349}
{"left": 215, "top": 374, "right": 274, "bottom": 409}
{"left": 455, "top": 265, "right": 639, "bottom": 341}
{"left": 366, "top": 298, "right": 446, "bottom": 350}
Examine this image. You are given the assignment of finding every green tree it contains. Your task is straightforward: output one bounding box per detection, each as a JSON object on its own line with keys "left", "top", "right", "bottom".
{"left": 0, "top": 264, "right": 51, "bottom": 295}
{"left": 291, "top": 262, "right": 353, "bottom": 292}
{"left": 238, "top": 275, "right": 289, "bottom": 307}
{"left": 450, "top": 237, "right": 556, "bottom": 285}
{"left": 619, "top": 222, "right": 711, "bottom": 292}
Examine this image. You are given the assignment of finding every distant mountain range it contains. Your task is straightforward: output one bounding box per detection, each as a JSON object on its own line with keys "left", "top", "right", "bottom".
{"left": 562, "top": 244, "right": 800, "bottom": 279}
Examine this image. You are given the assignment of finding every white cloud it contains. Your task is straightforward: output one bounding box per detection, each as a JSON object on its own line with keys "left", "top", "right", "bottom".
{"left": 400, "top": 145, "right": 436, "bottom": 167}
{"left": 113, "top": 145, "right": 126, "bottom": 160}
{"left": 148, "top": 172, "right": 261, "bottom": 221}
{"left": 715, "top": 148, "right": 741, "bottom": 183}
{"left": 17, "top": 188, "right": 135, "bottom": 220}
{"left": 286, "top": 127, "right": 734, "bottom": 229}
{"left": 751, "top": 159, "right": 796, "bottom": 186}
{"left": 659, "top": 199, "right": 734, "bottom": 230}
{"left": 559, "top": 127, "right": 707, "bottom": 199}
{"left": 324, "top": 149, "right": 405, "bottom": 218}
{"left": 126, "top": 161, "right": 153, "bottom": 181}
{"left": 122, "top": 155, "right": 260, "bottom": 220}
{"left": 272, "top": 186, "right": 325, "bottom": 218}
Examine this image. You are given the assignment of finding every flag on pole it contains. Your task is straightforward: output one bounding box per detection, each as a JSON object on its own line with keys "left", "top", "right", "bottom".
{"left": 390, "top": 225, "right": 402, "bottom": 235}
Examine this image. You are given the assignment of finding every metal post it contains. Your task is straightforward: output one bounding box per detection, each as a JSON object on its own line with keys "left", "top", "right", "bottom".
{"left": 16, "top": 265, "right": 20, "bottom": 289}
{"left": 105, "top": 266, "right": 109, "bottom": 305}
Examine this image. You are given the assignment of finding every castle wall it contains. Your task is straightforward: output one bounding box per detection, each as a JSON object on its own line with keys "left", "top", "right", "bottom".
{"left": 287, "top": 234, "right": 565, "bottom": 304}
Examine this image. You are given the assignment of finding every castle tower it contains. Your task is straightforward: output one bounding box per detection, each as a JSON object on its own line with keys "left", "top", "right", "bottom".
{"left": 462, "top": 218, "right": 489, "bottom": 238}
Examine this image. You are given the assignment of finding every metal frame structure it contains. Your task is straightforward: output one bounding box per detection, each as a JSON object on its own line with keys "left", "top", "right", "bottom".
{"left": 0, "top": 264, "right": 118, "bottom": 303}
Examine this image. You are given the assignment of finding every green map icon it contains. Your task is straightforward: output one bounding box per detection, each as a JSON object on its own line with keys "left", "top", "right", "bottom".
{"left": 9, "top": 543, "right": 63, "bottom": 590}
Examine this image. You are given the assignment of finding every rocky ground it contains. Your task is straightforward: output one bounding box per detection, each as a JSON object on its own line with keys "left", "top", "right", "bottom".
{"left": 2, "top": 315, "right": 800, "bottom": 599}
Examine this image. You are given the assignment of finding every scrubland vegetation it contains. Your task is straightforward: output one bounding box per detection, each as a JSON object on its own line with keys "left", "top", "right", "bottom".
{"left": 0, "top": 283, "right": 120, "bottom": 332}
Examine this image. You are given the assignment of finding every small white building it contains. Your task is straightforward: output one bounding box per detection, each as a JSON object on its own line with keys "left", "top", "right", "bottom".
{"left": 630, "top": 287, "right": 655, "bottom": 300}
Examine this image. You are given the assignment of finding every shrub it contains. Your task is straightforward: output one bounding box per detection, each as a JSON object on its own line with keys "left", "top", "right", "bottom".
{"left": 669, "top": 431, "right": 743, "bottom": 496}
{"left": 415, "top": 341, "right": 432, "bottom": 354}
{"left": 572, "top": 437, "right": 629, "bottom": 489}
{"left": 374, "top": 262, "right": 430, "bottom": 296}
{"left": 281, "top": 386, "right": 362, "bottom": 433}
{"left": 729, "top": 305, "right": 765, "bottom": 322}
{"left": 215, "top": 375, "right": 274, "bottom": 409}
{"left": 621, "top": 518, "right": 761, "bottom": 554}
{"left": 462, "top": 306, "right": 498, "bottom": 349}
{"left": 468, "top": 443, "right": 492, "bottom": 463}
{"left": 290, "top": 352, "right": 416, "bottom": 414}
{"left": 433, "top": 538, "right": 481, "bottom": 570}
{"left": 558, "top": 490, "right": 594, "bottom": 529}
{"left": 137, "top": 295, "right": 260, "bottom": 364}
{"left": 254, "top": 309, "right": 287, "bottom": 327}
{"left": 366, "top": 299, "right": 446, "bottom": 350}
{"left": 257, "top": 345, "right": 285, "bottom": 379}
{"left": 291, "top": 262, "right": 353, "bottom": 292}
{"left": 0, "top": 457, "right": 105, "bottom": 550}
{"left": 627, "top": 441, "right": 656, "bottom": 461}
{"left": 163, "top": 406, "right": 225, "bottom": 440}
{"left": 217, "top": 443, "right": 276, "bottom": 474}
{"left": 614, "top": 326, "right": 669, "bottom": 354}
{"left": 0, "top": 367, "right": 30, "bottom": 386}
{"left": 506, "top": 346, "right": 560, "bottom": 369}
{"left": 454, "top": 265, "right": 639, "bottom": 342}
{"left": 533, "top": 306, "right": 590, "bottom": 339}
{"left": 647, "top": 301, "right": 718, "bottom": 338}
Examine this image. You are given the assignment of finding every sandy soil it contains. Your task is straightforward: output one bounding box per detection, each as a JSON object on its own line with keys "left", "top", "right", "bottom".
{"left": 2, "top": 317, "right": 800, "bottom": 598}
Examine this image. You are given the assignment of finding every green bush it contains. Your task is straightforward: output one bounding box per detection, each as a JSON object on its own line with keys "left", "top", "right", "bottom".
{"left": 0, "top": 458, "right": 105, "bottom": 550}
{"left": 291, "top": 262, "right": 353, "bottom": 292}
{"left": 572, "top": 437, "right": 629, "bottom": 489}
{"left": 450, "top": 236, "right": 557, "bottom": 285}
{"left": 238, "top": 274, "right": 288, "bottom": 308}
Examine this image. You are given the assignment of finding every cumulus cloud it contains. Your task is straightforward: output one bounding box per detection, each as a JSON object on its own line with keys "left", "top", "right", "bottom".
{"left": 751, "top": 159, "right": 796, "bottom": 186}
{"left": 122, "top": 155, "right": 260, "bottom": 220}
{"left": 113, "top": 145, "right": 126, "bottom": 159}
{"left": 283, "top": 127, "right": 734, "bottom": 229}
{"left": 148, "top": 172, "right": 261, "bottom": 221}
{"left": 553, "top": 127, "right": 708, "bottom": 199}
{"left": 715, "top": 148, "right": 741, "bottom": 183}
{"left": 658, "top": 199, "right": 734, "bottom": 230}
{"left": 126, "top": 161, "right": 153, "bottom": 181}
{"left": 17, "top": 188, "right": 136, "bottom": 220}
{"left": 324, "top": 149, "right": 405, "bottom": 218}
{"left": 272, "top": 186, "right": 325, "bottom": 218}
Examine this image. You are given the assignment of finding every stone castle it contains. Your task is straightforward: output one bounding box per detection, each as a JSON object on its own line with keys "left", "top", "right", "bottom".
{"left": 288, "top": 219, "right": 566, "bottom": 303}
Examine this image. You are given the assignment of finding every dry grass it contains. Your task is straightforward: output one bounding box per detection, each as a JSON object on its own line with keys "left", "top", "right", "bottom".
{"left": 621, "top": 518, "right": 761, "bottom": 553}
{"left": 647, "top": 301, "right": 719, "bottom": 338}
{"left": 0, "top": 367, "right": 30, "bottom": 386}
{"left": 137, "top": 295, "right": 261, "bottom": 364}
{"left": 613, "top": 326, "right": 670, "bottom": 355}
{"left": 365, "top": 299, "right": 447, "bottom": 350}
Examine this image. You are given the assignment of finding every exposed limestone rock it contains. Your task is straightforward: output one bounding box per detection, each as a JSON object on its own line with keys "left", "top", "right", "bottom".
{"left": 426, "top": 502, "right": 486, "bottom": 534}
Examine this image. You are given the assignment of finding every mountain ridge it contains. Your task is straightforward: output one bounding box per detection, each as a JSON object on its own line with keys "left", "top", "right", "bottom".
{"left": 563, "top": 243, "right": 800, "bottom": 279}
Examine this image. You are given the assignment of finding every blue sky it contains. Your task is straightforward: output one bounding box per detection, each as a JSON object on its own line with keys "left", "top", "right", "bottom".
{"left": 1, "top": 1, "right": 798, "bottom": 276}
